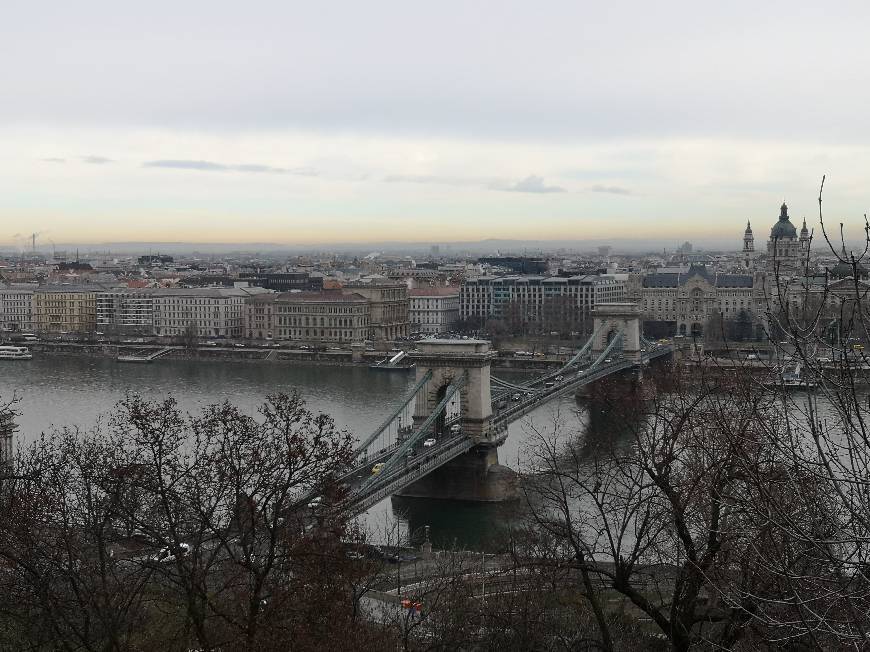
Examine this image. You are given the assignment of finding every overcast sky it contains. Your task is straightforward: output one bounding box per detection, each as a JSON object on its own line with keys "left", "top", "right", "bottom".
{"left": 2, "top": 0, "right": 869, "bottom": 247}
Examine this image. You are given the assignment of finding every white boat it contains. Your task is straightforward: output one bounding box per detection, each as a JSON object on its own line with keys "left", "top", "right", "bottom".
{"left": 0, "top": 345, "right": 33, "bottom": 360}
{"left": 777, "top": 362, "right": 815, "bottom": 389}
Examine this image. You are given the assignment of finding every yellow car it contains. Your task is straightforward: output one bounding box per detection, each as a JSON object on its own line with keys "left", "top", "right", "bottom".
{"left": 371, "top": 463, "right": 385, "bottom": 476}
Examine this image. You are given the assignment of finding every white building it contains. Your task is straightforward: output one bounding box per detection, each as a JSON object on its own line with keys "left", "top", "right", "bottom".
{"left": 153, "top": 287, "right": 271, "bottom": 338}
{"left": 409, "top": 287, "right": 460, "bottom": 334}
{"left": 0, "top": 285, "right": 35, "bottom": 332}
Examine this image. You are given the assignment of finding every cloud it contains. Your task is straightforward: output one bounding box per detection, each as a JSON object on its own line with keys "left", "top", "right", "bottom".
{"left": 589, "top": 184, "right": 632, "bottom": 196}
{"left": 383, "top": 174, "right": 483, "bottom": 187}
{"left": 498, "top": 175, "right": 565, "bottom": 193}
{"left": 41, "top": 157, "right": 66, "bottom": 163}
{"left": 82, "top": 155, "right": 113, "bottom": 164}
{"left": 143, "top": 159, "right": 317, "bottom": 176}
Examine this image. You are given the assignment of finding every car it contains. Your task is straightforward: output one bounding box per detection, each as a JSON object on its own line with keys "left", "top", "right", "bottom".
{"left": 153, "top": 542, "right": 190, "bottom": 563}
{"left": 205, "top": 341, "right": 218, "bottom": 347}
{"left": 307, "top": 496, "right": 323, "bottom": 509}
{"left": 423, "top": 438, "right": 436, "bottom": 448}
{"left": 554, "top": 375, "right": 563, "bottom": 381}
{"left": 233, "top": 343, "right": 245, "bottom": 348}
{"left": 511, "top": 393, "right": 521, "bottom": 401}
{"left": 747, "top": 353, "right": 757, "bottom": 360}
{"left": 817, "top": 357, "right": 832, "bottom": 363}
{"left": 544, "top": 381, "right": 555, "bottom": 388}
{"left": 604, "top": 358, "right": 612, "bottom": 363}
{"left": 371, "top": 463, "right": 385, "bottom": 475}
{"left": 449, "top": 424, "right": 461, "bottom": 435}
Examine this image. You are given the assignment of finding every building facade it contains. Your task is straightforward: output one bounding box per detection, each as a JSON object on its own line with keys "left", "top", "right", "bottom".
{"left": 408, "top": 287, "right": 460, "bottom": 334}
{"left": 96, "top": 289, "right": 156, "bottom": 334}
{"left": 343, "top": 282, "right": 410, "bottom": 341}
{"left": 152, "top": 287, "right": 270, "bottom": 338}
{"left": 244, "top": 292, "right": 371, "bottom": 343}
{"left": 33, "top": 286, "right": 98, "bottom": 334}
{"left": 0, "top": 286, "right": 34, "bottom": 332}
{"left": 460, "top": 275, "right": 625, "bottom": 329}
{"left": 640, "top": 266, "right": 761, "bottom": 337}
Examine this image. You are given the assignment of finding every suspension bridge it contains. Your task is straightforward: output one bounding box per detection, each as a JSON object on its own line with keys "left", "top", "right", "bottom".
{"left": 332, "top": 303, "right": 673, "bottom": 514}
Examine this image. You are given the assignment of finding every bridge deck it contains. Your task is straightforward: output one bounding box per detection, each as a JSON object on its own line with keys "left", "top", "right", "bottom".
{"left": 344, "top": 344, "right": 673, "bottom": 511}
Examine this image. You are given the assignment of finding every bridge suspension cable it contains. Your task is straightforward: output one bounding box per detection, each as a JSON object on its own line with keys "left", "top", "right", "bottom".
{"left": 357, "top": 373, "right": 467, "bottom": 495}
{"left": 490, "top": 322, "right": 607, "bottom": 393}
{"left": 588, "top": 330, "right": 624, "bottom": 369}
{"left": 353, "top": 369, "right": 433, "bottom": 458}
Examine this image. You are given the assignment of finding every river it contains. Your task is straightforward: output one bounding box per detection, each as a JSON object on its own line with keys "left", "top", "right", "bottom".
{"left": 0, "top": 355, "right": 590, "bottom": 550}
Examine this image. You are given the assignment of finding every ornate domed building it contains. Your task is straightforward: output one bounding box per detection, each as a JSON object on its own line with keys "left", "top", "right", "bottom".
{"left": 766, "top": 202, "right": 805, "bottom": 273}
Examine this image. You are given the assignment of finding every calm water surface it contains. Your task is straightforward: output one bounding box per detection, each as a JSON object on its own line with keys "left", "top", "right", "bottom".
{"left": 0, "top": 355, "right": 589, "bottom": 550}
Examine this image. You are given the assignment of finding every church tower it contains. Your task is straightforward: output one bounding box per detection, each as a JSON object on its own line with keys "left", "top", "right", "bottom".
{"left": 742, "top": 221, "right": 755, "bottom": 269}
{"left": 799, "top": 218, "right": 810, "bottom": 254}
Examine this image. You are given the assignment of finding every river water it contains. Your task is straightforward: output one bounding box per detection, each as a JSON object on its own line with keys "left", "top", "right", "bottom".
{"left": 0, "top": 355, "right": 589, "bottom": 550}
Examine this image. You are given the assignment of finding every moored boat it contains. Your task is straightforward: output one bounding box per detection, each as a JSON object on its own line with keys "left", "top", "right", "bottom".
{"left": 0, "top": 345, "right": 33, "bottom": 360}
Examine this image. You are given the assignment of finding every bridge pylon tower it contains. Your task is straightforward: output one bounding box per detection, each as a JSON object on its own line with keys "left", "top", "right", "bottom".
{"left": 592, "top": 303, "right": 643, "bottom": 363}
{"left": 408, "top": 339, "right": 497, "bottom": 443}
{"left": 401, "top": 339, "right": 517, "bottom": 502}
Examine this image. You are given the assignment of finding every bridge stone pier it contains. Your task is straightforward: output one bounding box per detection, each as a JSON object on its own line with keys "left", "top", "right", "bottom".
{"left": 592, "top": 302, "right": 642, "bottom": 363}
{"left": 398, "top": 339, "right": 518, "bottom": 502}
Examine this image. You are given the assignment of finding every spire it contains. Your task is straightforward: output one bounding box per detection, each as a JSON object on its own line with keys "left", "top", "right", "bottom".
{"left": 745, "top": 220, "right": 753, "bottom": 234}
{"left": 780, "top": 202, "right": 789, "bottom": 220}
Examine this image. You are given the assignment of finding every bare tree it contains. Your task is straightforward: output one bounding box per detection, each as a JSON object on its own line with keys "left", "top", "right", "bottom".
{"left": 0, "top": 391, "right": 387, "bottom": 651}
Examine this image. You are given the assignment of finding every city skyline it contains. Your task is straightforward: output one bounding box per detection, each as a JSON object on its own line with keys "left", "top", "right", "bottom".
{"left": 3, "top": 1, "right": 870, "bottom": 245}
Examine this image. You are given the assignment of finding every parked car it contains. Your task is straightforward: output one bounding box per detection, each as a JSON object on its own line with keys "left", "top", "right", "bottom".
{"left": 371, "top": 463, "right": 385, "bottom": 475}
{"left": 423, "top": 438, "right": 436, "bottom": 448}
{"left": 153, "top": 542, "right": 190, "bottom": 563}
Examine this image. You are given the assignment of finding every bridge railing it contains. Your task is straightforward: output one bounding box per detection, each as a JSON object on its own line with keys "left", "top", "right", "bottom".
{"left": 358, "top": 375, "right": 466, "bottom": 495}
{"left": 490, "top": 344, "right": 674, "bottom": 429}
{"left": 349, "top": 437, "right": 476, "bottom": 514}
{"left": 353, "top": 369, "right": 432, "bottom": 458}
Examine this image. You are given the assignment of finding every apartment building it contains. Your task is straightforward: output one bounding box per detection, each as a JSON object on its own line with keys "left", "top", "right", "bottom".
{"left": 408, "top": 287, "right": 460, "bottom": 335}
{"left": 343, "top": 282, "right": 410, "bottom": 341}
{"left": 244, "top": 291, "right": 371, "bottom": 343}
{"left": 152, "top": 287, "right": 271, "bottom": 338}
{"left": 460, "top": 275, "right": 625, "bottom": 327}
{"left": 96, "top": 289, "right": 156, "bottom": 334}
{"left": 0, "top": 285, "right": 35, "bottom": 332}
{"left": 33, "top": 286, "right": 99, "bottom": 334}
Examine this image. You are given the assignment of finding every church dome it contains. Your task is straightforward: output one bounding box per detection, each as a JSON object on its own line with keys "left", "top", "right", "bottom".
{"left": 770, "top": 202, "right": 797, "bottom": 239}
{"left": 830, "top": 248, "right": 869, "bottom": 279}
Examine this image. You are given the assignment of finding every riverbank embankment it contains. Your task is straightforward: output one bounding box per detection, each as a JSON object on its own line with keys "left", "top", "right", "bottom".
{"left": 26, "top": 342, "right": 568, "bottom": 370}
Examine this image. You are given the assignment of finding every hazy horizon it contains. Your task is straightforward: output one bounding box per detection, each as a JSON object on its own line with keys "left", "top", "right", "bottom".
{"left": 3, "top": 1, "right": 870, "bottom": 245}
